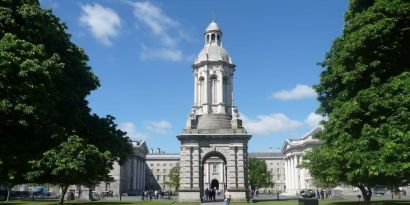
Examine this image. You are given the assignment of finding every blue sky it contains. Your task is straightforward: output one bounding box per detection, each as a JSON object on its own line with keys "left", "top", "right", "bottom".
{"left": 39, "top": 0, "right": 348, "bottom": 153}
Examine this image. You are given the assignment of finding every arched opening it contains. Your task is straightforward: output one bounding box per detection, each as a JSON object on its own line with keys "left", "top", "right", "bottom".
{"left": 223, "top": 76, "right": 228, "bottom": 105}
{"left": 211, "top": 179, "right": 219, "bottom": 190}
{"left": 210, "top": 75, "right": 217, "bottom": 104}
{"left": 198, "top": 76, "right": 204, "bottom": 105}
{"left": 200, "top": 151, "right": 227, "bottom": 201}
{"left": 206, "top": 34, "right": 209, "bottom": 44}
{"left": 211, "top": 33, "right": 216, "bottom": 42}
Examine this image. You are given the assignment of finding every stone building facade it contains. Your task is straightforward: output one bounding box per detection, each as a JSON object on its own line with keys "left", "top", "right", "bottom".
{"left": 249, "top": 152, "right": 286, "bottom": 193}
{"left": 145, "top": 152, "right": 180, "bottom": 190}
{"left": 95, "top": 140, "right": 148, "bottom": 196}
{"left": 281, "top": 127, "right": 322, "bottom": 195}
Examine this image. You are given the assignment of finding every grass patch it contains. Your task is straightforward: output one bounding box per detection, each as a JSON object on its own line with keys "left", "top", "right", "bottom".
{"left": 1, "top": 200, "right": 410, "bottom": 205}
{"left": 233, "top": 200, "right": 410, "bottom": 205}
{"left": 0, "top": 200, "right": 196, "bottom": 205}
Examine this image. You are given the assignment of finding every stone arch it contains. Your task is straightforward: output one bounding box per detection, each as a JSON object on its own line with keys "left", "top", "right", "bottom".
{"left": 200, "top": 150, "right": 228, "bottom": 199}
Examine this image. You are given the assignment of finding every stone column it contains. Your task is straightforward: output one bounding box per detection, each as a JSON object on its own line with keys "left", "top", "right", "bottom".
{"left": 192, "top": 146, "right": 200, "bottom": 189}
{"left": 142, "top": 159, "right": 146, "bottom": 191}
{"left": 179, "top": 146, "right": 192, "bottom": 190}
{"left": 218, "top": 71, "right": 223, "bottom": 105}
{"left": 138, "top": 158, "right": 142, "bottom": 191}
{"left": 227, "top": 147, "right": 237, "bottom": 189}
{"left": 285, "top": 157, "right": 289, "bottom": 192}
{"left": 299, "top": 155, "right": 304, "bottom": 189}
{"left": 133, "top": 157, "right": 137, "bottom": 191}
{"left": 290, "top": 155, "right": 294, "bottom": 191}
{"left": 235, "top": 146, "right": 245, "bottom": 189}
{"left": 194, "top": 73, "right": 198, "bottom": 105}
{"left": 296, "top": 155, "right": 300, "bottom": 190}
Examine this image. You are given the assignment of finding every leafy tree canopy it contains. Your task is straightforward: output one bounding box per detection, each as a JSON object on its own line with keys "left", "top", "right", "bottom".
{"left": 249, "top": 158, "right": 272, "bottom": 190}
{"left": 166, "top": 163, "right": 180, "bottom": 191}
{"left": 26, "top": 136, "right": 113, "bottom": 205}
{"left": 302, "top": 0, "right": 410, "bottom": 203}
{"left": 0, "top": 0, "right": 133, "bottom": 191}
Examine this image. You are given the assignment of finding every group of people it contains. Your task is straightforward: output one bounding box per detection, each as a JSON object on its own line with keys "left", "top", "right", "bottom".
{"left": 141, "top": 190, "right": 173, "bottom": 200}
{"left": 316, "top": 189, "right": 331, "bottom": 199}
{"left": 203, "top": 188, "right": 231, "bottom": 205}
{"left": 203, "top": 188, "right": 219, "bottom": 201}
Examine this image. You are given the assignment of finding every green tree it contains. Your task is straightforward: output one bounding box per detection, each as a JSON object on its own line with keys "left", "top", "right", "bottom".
{"left": 26, "top": 136, "right": 112, "bottom": 205}
{"left": 248, "top": 158, "right": 272, "bottom": 190}
{"left": 166, "top": 163, "right": 180, "bottom": 192}
{"left": 302, "top": 0, "right": 410, "bottom": 203}
{"left": 0, "top": 0, "right": 133, "bottom": 199}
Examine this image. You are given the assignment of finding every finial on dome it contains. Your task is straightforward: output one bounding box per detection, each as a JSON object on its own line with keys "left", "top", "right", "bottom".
{"left": 211, "top": 11, "right": 215, "bottom": 22}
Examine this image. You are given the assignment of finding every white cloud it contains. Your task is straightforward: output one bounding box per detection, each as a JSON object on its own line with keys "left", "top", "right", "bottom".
{"left": 145, "top": 120, "right": 172, "bottom": 134}
{"left": 119, "top": 122, "right": 148, "bottom": 140}
{"left": 242, "top": 113, "right": 302, "bottom": 135}
{"left": 130, "top": 1, "right": 188, "bottom": 61}
{"left": 272, "top": 84, "right": 317, "bottom": 100}
{"left": 304, "top": 112, "right": 326, "bottom": 128}
{"left": 139, "top": 45, "right": 182, "bottom": 61}
{"left": 80, "top": 3, "right": 121, "bottom": 46}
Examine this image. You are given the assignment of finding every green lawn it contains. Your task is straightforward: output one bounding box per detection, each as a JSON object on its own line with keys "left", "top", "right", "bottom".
{"left": 1, "top": 200, "right": 410, "bottom": 205}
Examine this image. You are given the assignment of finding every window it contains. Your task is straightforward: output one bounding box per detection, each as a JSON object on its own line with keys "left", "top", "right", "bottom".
{"left": 163, "top": 175, "right": 166, "bottom": 181}
{"left": 163, "top": 169, "right": 166, "bottom": 174}
{"left": 270, "top": 163, "right": 273, "bottom": 165}
{"left": 163, "top": 163, "right": 166, "bottom": 166}
{"left": 211, "top": 33, "right": 215, "bottom": 42}
{"left": 213, "top": 164, "right": 217, "bottom": 172}
{"left": 157, "top": 169, "right": 160, "bottom": 173}
{"left": 277, "top": 168, "right": 279, "bottom": 172}
{"left": 150, "top": 164, "right": 153, "bottom": 166}
{"left": 157, "top": 163, "right": 160, "bottom": 166}
{"left": 277, "top": 163, "right": 279, "bottom": 165}
{"left": 271, "top": 168, "right": 273, "bottom": 173}
{"left": 277, "top": 174, "right": 281, "bottom": 180}
{"left": 210, "top": 75, "right": 217, "bottom": 104}
{"left": 198, "top": 77, "right": 204, "bottom": 104}
{"left": 156, "top": 175, "right": 160, "bottom": 180}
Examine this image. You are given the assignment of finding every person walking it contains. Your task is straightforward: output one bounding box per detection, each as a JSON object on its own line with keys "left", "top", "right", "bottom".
{"left": 224, "top": 189, "right": 231, "bottom": 205}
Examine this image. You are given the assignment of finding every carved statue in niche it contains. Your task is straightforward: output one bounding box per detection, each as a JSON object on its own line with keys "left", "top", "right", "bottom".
{"left": 232, "top": 106, "right": 240, "bottom": 119}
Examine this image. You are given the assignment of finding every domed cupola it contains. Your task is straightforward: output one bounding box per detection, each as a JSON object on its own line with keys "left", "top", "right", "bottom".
{"left": 186, "top": 20, "right": 243, "bottom": 130}
{"left": 194, "top": 21, "right": 233, "bottom": 64}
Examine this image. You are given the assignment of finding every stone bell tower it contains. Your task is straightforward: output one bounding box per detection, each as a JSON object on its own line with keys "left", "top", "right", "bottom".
{"left": 177, "top": 21, "right": 252, "bottom": 202}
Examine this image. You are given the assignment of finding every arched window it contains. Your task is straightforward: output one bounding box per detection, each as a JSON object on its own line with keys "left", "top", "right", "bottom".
{"left": 198, "top": 77, "right": 204, "bottom": 104}
{"left": 223, "top": 76, "right": 229, "bottom": 104}
{"left": 217, "top": 34, "right": 220, "bottom": 41}
{"left": 211, "top": 34, "right": 215, "bottom": 42}
{"left": 206, "top": 34, "right": 209, "bottom": 44}
{"left": 210, "top": 75, "right": 217, "bottom": 104}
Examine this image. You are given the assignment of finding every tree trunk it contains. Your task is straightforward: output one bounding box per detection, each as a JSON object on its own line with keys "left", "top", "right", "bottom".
{"left": 88, "top": 185, "right": 94, "bottom": 201}
{"left": 358, "top": 185, "right": 372, "bottom": 204}
{"left": 6, "top": 184, "right": 12, "bottom": 201}
{"left": 60, "top": 185, "right": 69, "bottom": 205}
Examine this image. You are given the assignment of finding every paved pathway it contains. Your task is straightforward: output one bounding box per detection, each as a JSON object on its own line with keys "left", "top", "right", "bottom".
{"left": 200, "top": 201, "right": 224, "bottom": 205}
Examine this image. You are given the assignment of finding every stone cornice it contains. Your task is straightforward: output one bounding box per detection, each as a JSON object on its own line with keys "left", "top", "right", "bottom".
{"left": 192, "top": 60, "right": 236, "bottom": 69}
